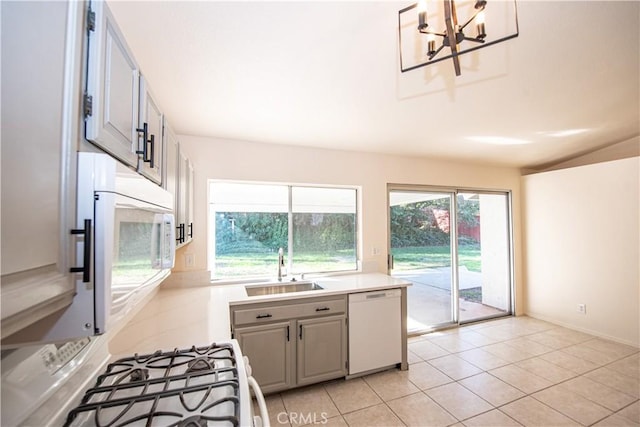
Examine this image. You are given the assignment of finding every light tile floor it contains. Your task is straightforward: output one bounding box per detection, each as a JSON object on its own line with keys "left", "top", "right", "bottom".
{"left": 255, "top": 316, "right": 639, "bottom": 427}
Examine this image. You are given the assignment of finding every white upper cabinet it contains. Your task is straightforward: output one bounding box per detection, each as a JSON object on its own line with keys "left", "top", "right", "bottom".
{"left": 1, "top": 1, "right": 82, "bottom": 341}
{"left": 85, "top": 0, "right": 140, "bottom": 168}
{"left": 138, "top": 76, "right": 164, "bottom": 184}
{"left": 177, "top": 148, "right": 189, "bottom": 245}
{"left": 163, "top": 121, "right": 179, "bottom": 204}
{"left": 165, "top": 127, "right": 194, "bottom": 248}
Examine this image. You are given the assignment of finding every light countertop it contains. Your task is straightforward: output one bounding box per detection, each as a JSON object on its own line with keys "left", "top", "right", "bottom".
{"left": 108, "top": 273, "right": 409, "bottom": 357}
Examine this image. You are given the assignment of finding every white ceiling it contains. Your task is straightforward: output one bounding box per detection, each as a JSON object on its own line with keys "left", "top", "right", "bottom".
{"left": 107, "top": 1, "right": 639, "bottom": 169}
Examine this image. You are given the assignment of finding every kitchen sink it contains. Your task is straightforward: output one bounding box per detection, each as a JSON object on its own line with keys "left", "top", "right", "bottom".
{"left": 245, "top": 281, "right": 324, "bottom": 297}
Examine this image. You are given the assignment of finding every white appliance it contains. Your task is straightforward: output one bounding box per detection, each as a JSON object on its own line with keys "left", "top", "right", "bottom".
{"left": 63, "top": 340, "right": 268, "bottom": 427}
{"left": 348, "top": 289, "right": 402, "bottom": 375}
{"left": 2, "top": 339, "right": 268, "bottom": 426}
{"left": 42, "top": 152, "right": 176, "bottom": 343}
{"left": 1, "top": 153, "right": 268, "bottom": 426}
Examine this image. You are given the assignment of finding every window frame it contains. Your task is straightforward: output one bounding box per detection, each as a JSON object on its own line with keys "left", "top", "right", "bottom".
{"left": 208, "top": 180, "right": 360, "bottom": 281}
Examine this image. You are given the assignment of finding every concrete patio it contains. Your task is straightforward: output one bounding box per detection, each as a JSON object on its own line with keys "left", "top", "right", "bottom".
{"left": 393, "top": 267, "right": 508, "bottom": 332}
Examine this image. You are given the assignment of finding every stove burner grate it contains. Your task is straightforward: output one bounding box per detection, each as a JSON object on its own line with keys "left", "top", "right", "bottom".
{"left": 64, "top": 343, "right": 241, "bottom": 427}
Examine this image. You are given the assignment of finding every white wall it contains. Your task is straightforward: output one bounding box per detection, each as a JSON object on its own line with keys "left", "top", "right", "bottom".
{"left": 173, "top": 136, "right": 525, "bottom": 313}
{"left": 522, "top": 157, "right": 640, "bottom": 346}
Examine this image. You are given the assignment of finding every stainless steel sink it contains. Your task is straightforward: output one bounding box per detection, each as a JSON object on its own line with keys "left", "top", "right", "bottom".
{"left": 245, "top": 281, "right": 324, "bottom": 297}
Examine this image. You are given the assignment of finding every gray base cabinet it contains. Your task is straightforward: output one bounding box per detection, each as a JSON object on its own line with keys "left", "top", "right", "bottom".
{"left": 234, "top": 321, "right": 293, "bottom": 392}
{"left": 297, "top": 315, "right": 347, "bottom": 386}
{"left": 231, "top": 295, "right": 347, "bottom": 394}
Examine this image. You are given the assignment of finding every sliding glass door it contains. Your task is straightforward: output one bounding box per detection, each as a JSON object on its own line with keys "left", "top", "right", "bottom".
{"left": 388, "top": 186, "right": 512, "bottom": 334}
{"left": 457, "top": 192, "right": 512, "bottom": 322}
{"left": 389, "top": 190, "right": 457, "bottom": 332}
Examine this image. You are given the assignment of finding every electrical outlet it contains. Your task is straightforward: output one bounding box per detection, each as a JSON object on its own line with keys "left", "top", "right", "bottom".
{"left": 577, "top": 303, "right": 586, "bottom": 314}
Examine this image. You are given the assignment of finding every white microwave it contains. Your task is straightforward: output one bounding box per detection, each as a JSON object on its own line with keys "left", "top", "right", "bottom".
{"left": 0, "top": 153, "right": 176, "bottom": 425}
{"left": 14, "top": 153, "right": 176, "bottom": 344}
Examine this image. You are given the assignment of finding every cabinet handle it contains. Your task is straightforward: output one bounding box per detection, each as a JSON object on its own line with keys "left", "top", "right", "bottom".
{"left": 315, "top": 307, "right": 330, "bottom": 312}
{"left": 299, "top": 324, "right": 303, "bottom": 340}
{"left": 148, "top": 133, "right": 155, "bottom": 169}
{"left": 70, "top": 219, "right": 91, "bottom": 283}
{"left": 176, "top": 223, "right": 185, "bottom": 244}
{"left": 256, "top": 314, "right": 272, "bottom": 319}
{"left": 188, "top": 222, "right": 193, "bottom": 238}
{"left": 286, "top": 325, "right": 290, "bottom": 341}
{"left": 136, "top": 123, "right": 154, "bottom": 168}
{"left": 136, "top": 123, "right": 148, "bottom": 160}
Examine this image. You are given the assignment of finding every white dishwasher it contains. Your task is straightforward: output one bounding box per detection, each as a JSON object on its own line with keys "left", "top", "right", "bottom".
{"left": 348, "top": 289, "right": 402, "bottom": 375}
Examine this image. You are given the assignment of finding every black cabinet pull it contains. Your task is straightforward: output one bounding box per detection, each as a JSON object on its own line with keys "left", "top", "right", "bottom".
{"left": 148, "top": 134, "right": 155, "bottom": 169}
{"left": 286, "top": 325, "right": 290, "bottom": 341}
{"left": 315, "top": 307, "right": 330, "bottom": 312}
{"left": 136, "top": 123, "right": 154, "bottom": 168}
{"left": 176, "top": 223, "right": 185, "bottom": 244}
{"left": 299, "top": 324, "right": 303, "bottom": 340}
{"left": 136, "top": 123, "right": 148, "bottom": 159}
{"left": 188, "top": 222, "right": 193, "bottom": 238}
{"left": 70, "top": 219, "right": 91, "bottom": 283}
{"left": 256, "top": 314, "right": 272, "bottom": 319}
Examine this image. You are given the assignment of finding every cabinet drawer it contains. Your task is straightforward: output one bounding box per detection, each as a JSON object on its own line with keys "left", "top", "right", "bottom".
{"left": 233, "top": 297, "right": 346, "bottom": 326}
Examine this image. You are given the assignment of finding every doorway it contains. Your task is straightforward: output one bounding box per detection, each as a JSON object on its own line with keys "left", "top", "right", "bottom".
{"left": 388, "top": 186, "right": 513, "bottom": 334}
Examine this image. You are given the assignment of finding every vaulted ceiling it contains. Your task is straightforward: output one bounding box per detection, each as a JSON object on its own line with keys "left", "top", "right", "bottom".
{"left": 107, "top": 1, "right": 640, "bottom": 169}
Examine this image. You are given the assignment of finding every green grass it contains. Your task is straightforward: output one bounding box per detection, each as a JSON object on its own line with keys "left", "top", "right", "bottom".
{"left": 213, "top": 245, "right": 481, "bottom": 278}
{"left": 214, "top": 249, "right": 357, "bottom": 278}
{"left": 391, "top": 245, "right": 481, "bottom": 272}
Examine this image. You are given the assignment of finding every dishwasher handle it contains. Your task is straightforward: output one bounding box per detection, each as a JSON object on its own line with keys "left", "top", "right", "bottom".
{"left": 349, "top": 288, "right": 402, "bottom": 303}
{"left": 366, "top": 293, "right": 388, "bottom": 299}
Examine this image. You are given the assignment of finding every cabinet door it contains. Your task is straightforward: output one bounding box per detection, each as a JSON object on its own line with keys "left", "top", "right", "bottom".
{"left": 297, "top": 315, "right": 347, "bottom": 386}
{"left": 186, "top": 159, "right": 194, "bottom": 241}
{"left": 176, "top": 146, "right": 188, "bottom": 246}
{"left": 85, "top": 0, "right": 140, "bottom": 168}
{"left": 137, "top": 76, "right": 163, "bottom": 184}
{"left": 1, "top": 1, "right": 80, "bottom": 340}
{"left": 163, "top": 121, "right": 179, "bottom": 209}
{"left": 235, "top": 322, "right": 293, "bottom": 394}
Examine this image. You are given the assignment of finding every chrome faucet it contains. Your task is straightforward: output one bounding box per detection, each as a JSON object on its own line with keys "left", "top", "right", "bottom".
{"left": 277, "top": 247, "right": 286, "bottom": 281}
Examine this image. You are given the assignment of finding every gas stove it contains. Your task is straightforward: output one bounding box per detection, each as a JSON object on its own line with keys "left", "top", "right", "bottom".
{"left": 64, "top": 341, "right": 259, "bottom": 427}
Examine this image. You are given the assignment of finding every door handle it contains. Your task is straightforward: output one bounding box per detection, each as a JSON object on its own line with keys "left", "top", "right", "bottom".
{"left": 299, "top": 324, "right": 303, "bottom": 340}
{"left": 286, "top": 325, "right": 290, "bottom": 341}
{"left": 388, "top": 254, "right": 394, "bottom": 270}
{"left": 70, "top": 219, "right": 91, "bottom": 283}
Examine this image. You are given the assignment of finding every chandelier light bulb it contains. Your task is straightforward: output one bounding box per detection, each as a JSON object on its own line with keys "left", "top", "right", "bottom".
{"left": 417, "top": 0, "right": 428, "bottom": 30}
{"left": 427, "top": 33, "right": 436, "bottom": 55}
{"left": 476, "top": 11, "right": 486, "bottom": 39}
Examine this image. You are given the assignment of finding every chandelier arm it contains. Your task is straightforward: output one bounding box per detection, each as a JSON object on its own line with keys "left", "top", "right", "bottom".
{"left": 419, "top": 29, "right": 447, "bottom": 37}
{"left": 428, "top": 44, "right": 446, "bottom": 60}
{"left": 459, "top": 7, "right": 485, "bottom": 31}
{"left": 462, "top": 36, "right": 486, "bottom": 43}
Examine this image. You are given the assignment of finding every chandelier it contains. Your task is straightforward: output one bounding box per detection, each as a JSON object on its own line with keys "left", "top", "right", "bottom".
{"left": 398, "top": 0, "right": 519, "bottom": 76}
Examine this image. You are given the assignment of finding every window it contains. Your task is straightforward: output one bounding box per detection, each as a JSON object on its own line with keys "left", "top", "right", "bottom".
{"left": 209, "top": 182, "right": 358, "bottom": 280}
